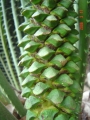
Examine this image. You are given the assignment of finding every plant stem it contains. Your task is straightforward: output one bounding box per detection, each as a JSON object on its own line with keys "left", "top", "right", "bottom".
{"left": 0, "top": 20, "right": 20, "bottom": 90}
{"left": 0, "top": 102, "right": 18, "bottom": 120}
{"left": 1, "top": 0, "right": 22, "bottom": 88}
{"left": 11, "top": 0, "right": 24, "bottom": 86}
{"left": 78, "top": 1, "right": 89, "bottom": 118}
{"left": 0, "top": 56, "right": 14, "bottom": 85}
{"left": 0, "top": 69, "right": 26, "bottom": 117}
{"left": 79, "top": 0, "right": 88, "bottom": 87}
{"left": 11, "top": 0, "right": 23, "bottom": 54}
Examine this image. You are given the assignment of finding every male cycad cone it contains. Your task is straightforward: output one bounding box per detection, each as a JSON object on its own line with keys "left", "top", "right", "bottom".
{"left": 19, "top": 0, "right": 81, "bottom": 119}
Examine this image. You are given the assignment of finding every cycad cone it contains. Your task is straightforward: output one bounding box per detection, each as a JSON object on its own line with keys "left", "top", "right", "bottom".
{"left": 19, "top": 0, "right": 82, "bottom": 120}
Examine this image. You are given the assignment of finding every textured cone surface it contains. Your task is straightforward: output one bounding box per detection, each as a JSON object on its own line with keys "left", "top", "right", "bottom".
{"left": 19, "top": 0, "right": 81, "bottom": 119}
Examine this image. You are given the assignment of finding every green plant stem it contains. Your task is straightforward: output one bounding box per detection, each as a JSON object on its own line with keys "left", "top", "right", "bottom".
{"left": 0, "top": 20, "right": 20, "bottom": 90}
{"left": 11, "top": 0, "right": 23, "bottom": 86}
{"left": 0, "top": 56, "right": 14, "bottom": 85}
{"left": 78, "top": 1, "right": 89, "bottom": 118}
{"left": 0, "top": 69, "right": 26, "bottom": 117}
{"left": 0, "top": 102, "right": 18, "bottom": 120}
{"left": 79, "top": 0, "right": 88, "bottom": 86}
{"left": 1, "top": 0, "right": 22, "bottom": 88}
{"left": 11, "top": 0, "right": 23, "bottom": 54}
{"left": 0, "top": 86, "right": 10, "bottom": 105}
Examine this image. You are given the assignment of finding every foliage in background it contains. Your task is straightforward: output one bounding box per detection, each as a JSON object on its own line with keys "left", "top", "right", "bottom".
{"left": 0, "top": 0, "right": 29, "bottom": 90}
{"left": 0, "top": 0, "right": 22, "bottom": 90}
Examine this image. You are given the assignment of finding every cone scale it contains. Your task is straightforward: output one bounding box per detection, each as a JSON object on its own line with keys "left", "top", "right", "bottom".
{"left": 19, "top": 0, "right": 83, "bottom": 119}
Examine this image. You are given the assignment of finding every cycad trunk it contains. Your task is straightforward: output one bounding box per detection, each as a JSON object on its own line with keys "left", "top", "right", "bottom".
{"left": 19, "top": 0, "right": 89, "bottom": 120}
